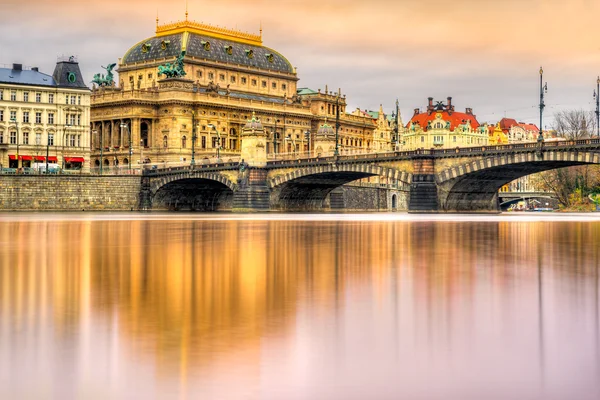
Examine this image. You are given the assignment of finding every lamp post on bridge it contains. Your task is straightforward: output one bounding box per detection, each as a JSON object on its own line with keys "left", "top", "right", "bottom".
{"left": 392, "top": 98, "right": 399, "bottom": 151}
{"left": 120, "top": 122, "right": 131, "bottom": 172}
{"left": 207, "top": 124, "right": 221, "bottom": 162}
{"left": 594, "top": 76, "right": 600, "bottom": 137}
{"left": 538, "top": 66, "right": 548, "bottom": 143}
{"left": 191, "top": 111, "right": 197, "bottom": 166}
{"left": 334, "top": 94, "right": 340, "bottom": 156}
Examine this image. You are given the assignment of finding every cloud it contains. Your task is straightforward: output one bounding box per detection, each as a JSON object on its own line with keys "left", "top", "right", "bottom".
{"left": 2, "top": 0, "right": 599, "bottom": 125}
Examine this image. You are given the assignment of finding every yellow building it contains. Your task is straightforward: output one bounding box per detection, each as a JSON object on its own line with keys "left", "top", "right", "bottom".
{"left": 0, "top": 58, "right": 91, "bottom": 172}
{"left": 488, "top": 122, "right": 508, "bottom": 145}
{"left": 402, "top": 97, "right": 488, "bottom": 150}
{"left": 90, "top": 16, "right": 385, "bottom": 169}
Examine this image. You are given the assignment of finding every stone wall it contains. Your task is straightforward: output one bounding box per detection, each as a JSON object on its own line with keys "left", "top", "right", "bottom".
{"left": 328, "top": 185, "right": 409, "bottom": 211}
{"left": 0, "top": 175, "right": 141, "bottom": 211}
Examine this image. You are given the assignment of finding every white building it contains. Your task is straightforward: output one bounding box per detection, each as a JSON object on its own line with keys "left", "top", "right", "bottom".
{"left": 0, "top": 57, "right": 91, "bottom": 172}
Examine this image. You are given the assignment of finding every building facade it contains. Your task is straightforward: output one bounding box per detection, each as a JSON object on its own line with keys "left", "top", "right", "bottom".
{"left": 402, "top": 97, "right": 488, "bottom": 150}
{"left": 0, "top": 58, "right": 91, "bottom": 172}
{"left": 90, "top": 17, "right": 387, "bottom": 170}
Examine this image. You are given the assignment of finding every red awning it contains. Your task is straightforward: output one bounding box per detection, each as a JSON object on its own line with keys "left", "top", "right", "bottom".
{"left": 64, "top": 157, "right": 85, "bottom": 163}
{"left": 34, "top": 156, "right": 45, "bottom": 161}
{"left": 19, "top": 155, "right": 33, "bottom": 161}
{"left": 48, "top": 156, "right": 58, "bottom": 162}
{"left": 9, "top": 155, "right": 17, "bottom": 160}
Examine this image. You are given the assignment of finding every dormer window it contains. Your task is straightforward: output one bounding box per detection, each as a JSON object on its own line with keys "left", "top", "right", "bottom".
{"left": 201, "top": 41, "right": 211, "bottom": 51}
{"left": 161, "top": 40, "right": 170, "bottom": 50}
{"left": 224, "top": 45, "right": 233, "bottom": 55}
{"left": 141, "top": 43, "right": 152, "bottom": 53}
{"left": 245, "top": 49, "right": 254, "bottom": 59}
{"left": 265, "top": 53, "right": 274, "bottom": 63}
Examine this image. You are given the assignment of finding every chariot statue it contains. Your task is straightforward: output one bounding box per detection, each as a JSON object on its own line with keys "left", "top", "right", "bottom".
{"left": 92, "top": 63, "right": 116, "bottom": 87}
{"left": 158, "top": 51, "right": 187, "bottom": 78}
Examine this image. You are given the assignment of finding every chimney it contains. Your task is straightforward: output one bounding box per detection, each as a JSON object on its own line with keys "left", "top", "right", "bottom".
{"left": 465, "top": 108, "right": 473, "bottom": 115}
{"left": 428, "top": 97, "right": 433, "bottom": 107}
{"left": 31, "top": 67, "right": 39, "bottom": 72}
{"left": 447, "top": 96, "right": 452, "bottom": 107}
{"left": 12, "top": 63, "right": 22, "bottom": 71}
{"left": 414, "top": 108, "right": 420, "bottom": 116}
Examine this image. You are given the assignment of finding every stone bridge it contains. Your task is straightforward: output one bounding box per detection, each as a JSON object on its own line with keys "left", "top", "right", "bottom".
{"left": 139, "top": 139, "right": 600, "bottom": 212}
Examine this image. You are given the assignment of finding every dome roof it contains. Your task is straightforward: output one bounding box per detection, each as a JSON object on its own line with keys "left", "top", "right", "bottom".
{"left": 242, "top": 112, "right": 264, "bottom": 132}
{"left": 122, "top": 20, "right": 294, "bottom": 74}
{"left": 317, "top": 121, "right": 335, "bottom": 138}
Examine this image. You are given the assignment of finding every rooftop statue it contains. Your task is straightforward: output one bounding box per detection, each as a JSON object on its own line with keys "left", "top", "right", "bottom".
{"left": 158, "top": 51, "right": 187, "bottom": 78}
{"left": 92, "top": 63, "right": 116, "bottom": 87}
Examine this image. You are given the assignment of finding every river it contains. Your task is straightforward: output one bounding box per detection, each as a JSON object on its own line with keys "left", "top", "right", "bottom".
{"left": 1, "top": 213, "right": 599, "bottom": 399}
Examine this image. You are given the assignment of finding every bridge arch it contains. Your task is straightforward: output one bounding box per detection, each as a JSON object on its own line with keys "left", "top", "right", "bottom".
{"left": 150, "top": 171, "right": 237, "bottom": 211}
{"left": 436, "top": 150, "right": 600, "bottom": 211}
{"left": 269, "top": 163, "right": 411, "bottom": 210}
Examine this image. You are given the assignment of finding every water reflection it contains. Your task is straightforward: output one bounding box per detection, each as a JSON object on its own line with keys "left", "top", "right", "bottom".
{"left": 0, "top": 216, "right": 599, "bottom": 399}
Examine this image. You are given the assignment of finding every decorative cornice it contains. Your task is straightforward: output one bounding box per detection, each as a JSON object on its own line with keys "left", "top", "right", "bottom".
{"left": 156, "top": 20, "right": 262, "bottom": 46}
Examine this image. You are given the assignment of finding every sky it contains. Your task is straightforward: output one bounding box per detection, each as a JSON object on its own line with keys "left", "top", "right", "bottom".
{"left": 1, "top": 0, "right": 600, "bottom": 127}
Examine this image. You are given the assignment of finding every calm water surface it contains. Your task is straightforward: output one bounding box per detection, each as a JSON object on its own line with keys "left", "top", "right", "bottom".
{"left": 1, "top": 213, "right": 600, "bottom": 400}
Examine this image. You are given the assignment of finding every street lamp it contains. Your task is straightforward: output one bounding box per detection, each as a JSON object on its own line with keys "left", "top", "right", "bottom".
{"left": 191, "top": 111, "right": 197, "bottom": 166}
{"left": 62, "top": 124, "right": 71, "bottom": 170}
{"left": 538, "top": 66, "right": 548, "bottom": 143}
{"left": 304, "top": 129, "right": 310, "bottom": 154}
{"left": 334, "top": 94, "right": 340, "bottom": 156}
{"left": 207, "top": 124, "right": 221, "bottom": 161}
{"left": 392, "top": 98, "right": 400, "bottom": 150}
{"left": 10, "top": 117, "right": 19, "bottom": 169}
{"left": 272, "top": 118, "right": 277, "bottom": 154}
{"left": 120, "top": 122, "right": 131, "bottom": 171}
{"left": 285, "top": 134, "right": 297, "bottom": 156}
{"left": 594, "top": 77, "right": 600, "bottom": 137}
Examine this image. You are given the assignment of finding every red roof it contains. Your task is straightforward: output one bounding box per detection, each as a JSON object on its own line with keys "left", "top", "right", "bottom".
{"left": 517, "top": 123, "right": 539, "bottom": 132}
{"left": 499, "top": 118, "right": 518, "bottom": 133}
{"left": 407, "top": 110, "right": 480, "bottom": 131}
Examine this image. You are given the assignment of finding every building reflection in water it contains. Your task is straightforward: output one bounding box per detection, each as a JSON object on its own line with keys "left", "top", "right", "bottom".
{"left": 0, "top": 217, "right": 599, "bottom": 399}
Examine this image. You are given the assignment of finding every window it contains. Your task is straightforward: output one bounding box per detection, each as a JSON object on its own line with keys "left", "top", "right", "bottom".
{"left": 181, "top": 136, "right": 187, "bottom": 148}
{"left": 48, "top": 113, "right": 54, "bottom": 124}
{"left": 0, "top": 90, "right": 3, "bottom": 100}
{"left": 77, "top": 96, "right": 81, "bottom": 105}
{"left": 272, "top": 82, "right": 277, "bottom": 89}
{"left": 0, "top": 132, "right": 3, "bottom": 143}
{"left": 0, "top": 110, "right": 3, "bottom": 122}
{"left": 77, "top": 114, "right": 81, "bottom": 126}
{"left": 10, "top": 91, "right": 16, "bottom": 101}
{"left": 10, "top": 111, "right": 16, "bottom": 121}
{"left": 71, "top": 96, "right": 76, "bottom": 105}
{"left": 69, "top": 114, "right": 76, "bottom": 126}
{"left": 23, "top": 131, "right": 29, "bottom": 144}
{"left": 251, "top": 79, "right": 257, "bottom": 86}
{"left": 48, "top": 94, "right": 54, "bottom": 104}
{"left": 36, "top": 93, "right": 41, "bottom": 103}
{"left": 163, "top": 136, "right": 168, "bottom": 148}
{"left": 241, "top": 77, "right": 247, "bottom": 84}
{"left": 48, "top": 133, "right": 54, "bottom": 146}
{"left": 148, "top": 73, "right": 153, "bottom": 79}
{"left": 201, "top": 136, "right": 206, "bottom": 148}
{"left": 219, "top": 73, "right": 225, "bottom": 81}
{"left": 196, "top": 70, "right": 202, "bottom": 78}
{"left": 65, "top": 96, "right": 69, "bottom": 104}
{"left": 23, "top": 92, "right": 29, "bottom": 102}
{"left": 421, "top": 136, "right": 424, "bottom": 143}
{"left": 208, "top": 72, "right": 214, "bottom": 80}
{"left": 76, "top": 135, "right": 80, "bottom": 147}
{"left": 262, "top": 81, "right": 267, "bottom": 88}
{"left": 35, "top": 112, "right": 42, "bottom": 124}
{"left": 282, "top": 84, "right": 287, "bottom": 90}
{"left": 69, "top": 135, "right": 76, "bottom": 147}
{"left": 231, "top": 76, "right": 236, "bottom": 83}
{"left": 10, "top": 131, "right": 16, "bottom": 144}
{"left": 129, "top": 76, "right": 134, "bottom": 83}
{"left": 23, "top": 112, "right": 29, "bottom": 123}
{"left": 36, "top": 133, "right": 41, "bottom": 145}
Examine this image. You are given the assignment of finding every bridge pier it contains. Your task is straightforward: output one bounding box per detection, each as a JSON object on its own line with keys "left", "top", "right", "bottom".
{"left": 232, "top": 168, "right": 270, "bottom": 212}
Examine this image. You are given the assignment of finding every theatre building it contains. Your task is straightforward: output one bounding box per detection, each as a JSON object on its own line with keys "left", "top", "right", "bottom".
{"left": 0, "top": 57, "right": 91, "bottom": 172}
{"left": 90, "top": 15, "right": 383, "bottom": 168}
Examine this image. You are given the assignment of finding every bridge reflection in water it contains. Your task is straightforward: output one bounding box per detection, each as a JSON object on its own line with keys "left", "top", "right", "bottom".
{"left": 0, "top": 215, "right": 599, "bottom": 399}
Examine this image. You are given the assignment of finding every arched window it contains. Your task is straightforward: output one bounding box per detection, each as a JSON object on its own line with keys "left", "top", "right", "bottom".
{"left": 163, "top": 135, "right": 168, "bottom": 148}
{"left": 182, "top": 136, "right": 187, "bottom": 148}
